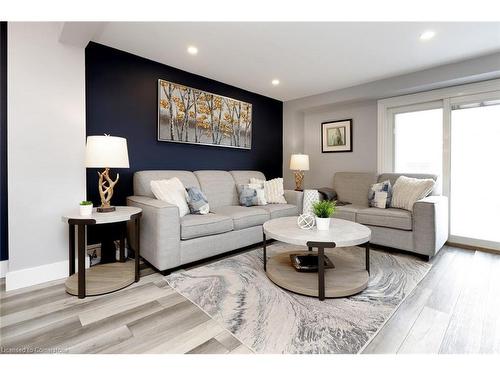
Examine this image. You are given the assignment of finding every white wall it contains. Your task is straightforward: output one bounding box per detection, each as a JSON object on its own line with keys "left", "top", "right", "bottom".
{"left": 302, "top": 101, "right": 377, "bottom": 189}
{"left": 6, "top": 22, "right": 86, "bottom": 290}
{"left": 283, "top": 51, "right": 500, "bottom": 189}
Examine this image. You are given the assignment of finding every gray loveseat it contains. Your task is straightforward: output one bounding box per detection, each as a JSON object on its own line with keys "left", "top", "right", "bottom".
{"left": 331, "top": 172, "right": 448, "bottom": 259}
{"left": 127, "top": 170, "right": 303, "bottom": 272}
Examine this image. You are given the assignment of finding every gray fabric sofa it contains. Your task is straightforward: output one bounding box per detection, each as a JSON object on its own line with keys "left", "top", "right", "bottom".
{"left": 331, "top": 172, "right": 449, "bottom": 259}
{"left": 127, "top": 170, "right": 303, "bottom": 272}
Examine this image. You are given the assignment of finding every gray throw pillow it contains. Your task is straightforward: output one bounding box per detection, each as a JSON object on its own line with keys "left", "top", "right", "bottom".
{"left": 237, "top": 184, "right": 267, "bottom": 207}
{"left": 186, "top": 187, "right": 209, "bottom": 214}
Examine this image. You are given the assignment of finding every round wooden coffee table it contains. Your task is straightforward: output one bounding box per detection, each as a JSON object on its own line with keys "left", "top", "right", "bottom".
{"left": 263, "top": 217, "right": 371, "bottom": 300}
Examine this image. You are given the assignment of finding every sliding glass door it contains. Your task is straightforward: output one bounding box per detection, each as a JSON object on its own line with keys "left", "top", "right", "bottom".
{"left": 387, "top": 90, "right": 500, "bottom": 250}
{"left": 449, "top": 97, "right": 500, "bottom": 248}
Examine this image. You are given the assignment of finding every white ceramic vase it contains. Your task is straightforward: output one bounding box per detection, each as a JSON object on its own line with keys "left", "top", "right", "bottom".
{"left": 316, "top": 217, "right": 331, "bottom": 231}
{"left": 79, "top": 204, "right": 93, "bottom": 216}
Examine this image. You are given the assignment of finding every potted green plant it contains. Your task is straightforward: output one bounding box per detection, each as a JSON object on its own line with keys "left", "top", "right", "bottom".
{"left": 312, "top": 200, "right": 336, "bottom": 230}
{"left": 79, "top": 200, "right": 93, "bottom": 216}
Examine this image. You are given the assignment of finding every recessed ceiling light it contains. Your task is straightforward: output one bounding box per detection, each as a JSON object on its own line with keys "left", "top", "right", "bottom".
{"left": 419, "top": 30, "right": 436, "bottom": 41}
{"left": 271, "top": 79, "right": 280, "bottom": 86}
{"left": 187, "top": 46, "right": 198, "bottom": 55}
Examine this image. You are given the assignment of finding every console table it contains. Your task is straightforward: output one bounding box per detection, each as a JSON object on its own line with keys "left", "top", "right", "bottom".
{"left": 62, "top": 206, "right": 142, "bottom": 299}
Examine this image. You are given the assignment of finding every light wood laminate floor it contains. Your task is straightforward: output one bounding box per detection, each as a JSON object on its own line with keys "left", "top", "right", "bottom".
{"left": 1, "top": 246, "right": 499, "bottom": 354}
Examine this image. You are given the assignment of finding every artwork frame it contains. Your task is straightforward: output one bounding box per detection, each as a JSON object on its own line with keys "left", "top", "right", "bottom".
{"left": 157, "top": 79, "right": 252, "bottom": 150}
{"left": 321, "top": 119, "right": 353, "bottom": 153}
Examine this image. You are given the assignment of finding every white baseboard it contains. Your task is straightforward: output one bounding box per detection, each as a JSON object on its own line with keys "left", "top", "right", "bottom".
{"left": 5, "top": 256, "right": 90, "bottom": 292}
{"left": 0, "top": 260, "right": 8, "bottom": 278}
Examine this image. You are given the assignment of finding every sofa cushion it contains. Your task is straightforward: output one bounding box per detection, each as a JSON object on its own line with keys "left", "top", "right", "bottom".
{"left": 332, "top": 204, "right": 364, "bottom": 221}
{"left": 194, "top": 170, "right": 238, "bottom": 208}
{"left": 333, "top": 172, "right": 377, "bottom": 206}
{"left": 261, "top": 204, "right": 298, "bottom": 219}
{"left": 357, "top": 207, "right": 412, "bottom": 231}
{"left": 211, "top": 205, "right": 270, "bottom": 230}
{"left": 180, "top": 213, "right": 233, "bottom": 240}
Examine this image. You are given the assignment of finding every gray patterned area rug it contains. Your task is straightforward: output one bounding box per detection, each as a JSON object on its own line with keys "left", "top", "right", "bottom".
{"left": 165, "top": 242, "right": 431, "bottom": 354}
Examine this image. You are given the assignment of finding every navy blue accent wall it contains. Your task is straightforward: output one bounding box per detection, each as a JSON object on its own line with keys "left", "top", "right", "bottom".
{"left": 85, "top": 42, "right": 283, "bottom": 243}
{"left": 0, "top": 22, "right": 8, "bottom": 261}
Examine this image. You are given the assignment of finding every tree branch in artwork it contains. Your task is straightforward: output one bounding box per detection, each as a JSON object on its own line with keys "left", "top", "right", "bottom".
{"left": 241, "top": 103, "right": 252, "bottom": 147}
{"left": 161, "top": 81, "right": 175, "bottom": 140}
{"left": 223, "top": 98, "right": 237, "bottom": 146}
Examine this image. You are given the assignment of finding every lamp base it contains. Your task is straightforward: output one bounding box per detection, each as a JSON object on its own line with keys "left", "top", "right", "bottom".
{"left": 97, "top": 206, "right": 116, "bottom": 213}
{"left": 293, "top": 170, "right": 305, "bottom": 191}
{"left": 97, "top": 168, "right": 120, "bottom": 214}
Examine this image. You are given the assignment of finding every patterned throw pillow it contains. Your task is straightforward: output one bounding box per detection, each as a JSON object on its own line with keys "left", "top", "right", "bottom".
{"left": 302, "top": 189, "right": 321, "bottom": 214}
{"left": 249, "top": 177, "right": 287, "bottom": 204}
{"left": 368, "top": 180, "right": 392, "bottom": 208}
{"left": 238, "top": 184, "right": 267, "bottom": 207}
{"left": 186, "top": 186, "right": 209, "bottom": 214}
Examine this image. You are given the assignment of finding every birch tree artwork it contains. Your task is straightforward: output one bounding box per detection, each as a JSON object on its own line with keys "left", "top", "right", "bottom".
{"left": 158, "top": 79, "right": 252, "bottom": 149}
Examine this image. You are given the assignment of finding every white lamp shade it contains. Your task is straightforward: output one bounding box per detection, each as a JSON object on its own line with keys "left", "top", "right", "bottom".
{"left": 290, "top": 154, "right": 309, "bottom": 171}
{"left": 85, "top": 135, "right": 130, "bottom": 168}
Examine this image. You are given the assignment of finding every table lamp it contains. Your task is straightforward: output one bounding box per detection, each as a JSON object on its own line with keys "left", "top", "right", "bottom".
{"left": 290, "top": 154, "right": 309, "bottom": 191}
{"left": 85, "top": 134, "right": 130, "bottom": 212}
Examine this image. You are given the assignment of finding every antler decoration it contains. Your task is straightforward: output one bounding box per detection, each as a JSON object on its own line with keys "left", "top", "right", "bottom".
{"left": 98, "top": 168, "right": 119, "bottom": 208}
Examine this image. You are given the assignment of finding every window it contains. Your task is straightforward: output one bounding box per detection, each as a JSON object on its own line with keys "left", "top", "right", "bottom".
{"left": 394, "top": 107, "right": 443, "bottom": 178}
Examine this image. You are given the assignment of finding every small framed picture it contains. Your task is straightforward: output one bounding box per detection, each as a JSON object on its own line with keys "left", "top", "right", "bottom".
{"left": 321, "top": 119, "right": 352, "bottom": 153}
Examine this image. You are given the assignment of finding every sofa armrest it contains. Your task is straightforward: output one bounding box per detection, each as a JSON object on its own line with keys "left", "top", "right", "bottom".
{"left": 413, "top": 195, "right": 449, "bottom": 257}
{"left": 127, "top": 195, "right": 181, "bottom": 271}
{"left": 284, "top": 189, "right": 304, "bottom": 214}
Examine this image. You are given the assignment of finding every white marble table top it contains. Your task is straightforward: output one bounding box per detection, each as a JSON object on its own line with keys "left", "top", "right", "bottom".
{"left": 263, "top": 216, "right": 371, "bottom": 247}
{"left": 62, "top": 206, "right": 142, "bottom": 225}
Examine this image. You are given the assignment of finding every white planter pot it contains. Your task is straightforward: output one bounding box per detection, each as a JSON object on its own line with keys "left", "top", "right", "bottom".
{"left": 316, "top": 217, "right": 331, "bottom": 231}
{"left": 79, "top": 204, "right": 93, "bottom": 216}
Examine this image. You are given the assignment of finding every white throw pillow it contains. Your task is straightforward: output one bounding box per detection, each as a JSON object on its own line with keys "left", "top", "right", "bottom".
{"left": 150, "top": 177, "right": 190, "bottom": 217}
{"left": 249, "top": 177, "right": 265, "bottom": 188}
{"left": 250, "top": 177, "right": 287, "bottom": 204}
{"left": 391, "top": 176, "right": 435, "bottom": 211}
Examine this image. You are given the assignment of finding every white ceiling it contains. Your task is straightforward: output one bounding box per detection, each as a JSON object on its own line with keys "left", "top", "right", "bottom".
{"left": 93, "top": 22, "right": 500, "bottom": 101}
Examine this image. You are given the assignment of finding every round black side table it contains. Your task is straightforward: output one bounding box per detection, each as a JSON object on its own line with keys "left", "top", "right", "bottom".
{"left": 62, "top": 206, "right": 142, "bottom": 299}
